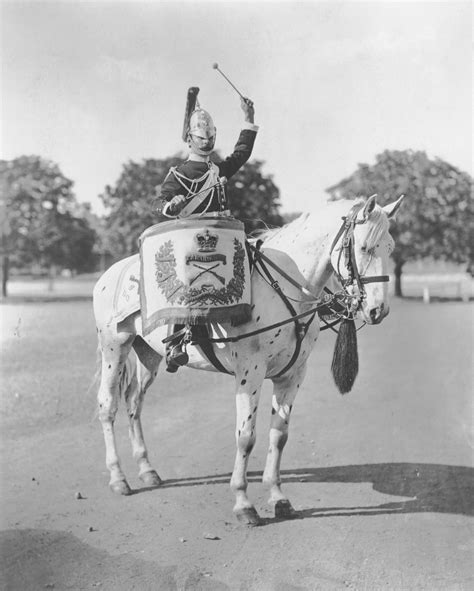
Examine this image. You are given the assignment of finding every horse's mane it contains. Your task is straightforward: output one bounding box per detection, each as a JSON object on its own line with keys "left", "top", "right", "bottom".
{"left": 256, "top": 199, "right": 392, "bottom": 250}
{"left": 253, "top": 212, "right": 309, "bottom": 244}
{"left": 363, "top": 206, "right": 393, "bottom": 251}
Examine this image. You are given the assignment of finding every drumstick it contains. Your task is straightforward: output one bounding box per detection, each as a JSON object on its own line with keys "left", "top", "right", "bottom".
{"left": 212, "top": 63, "right": 246, "bottom": 100}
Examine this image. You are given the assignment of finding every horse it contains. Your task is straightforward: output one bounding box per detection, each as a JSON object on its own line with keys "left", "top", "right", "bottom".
{"left": 92, "top": 194, "right": 403, "bottom": 525}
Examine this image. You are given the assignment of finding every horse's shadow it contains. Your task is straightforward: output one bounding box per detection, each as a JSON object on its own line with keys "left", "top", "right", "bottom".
{"left": 136, "top": 462, "right": 474, "bottom": 520}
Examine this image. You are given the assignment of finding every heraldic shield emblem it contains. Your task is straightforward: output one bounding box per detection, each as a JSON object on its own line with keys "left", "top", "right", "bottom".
{"left": 139, "top": 216, "right": 252, "bottom": 335}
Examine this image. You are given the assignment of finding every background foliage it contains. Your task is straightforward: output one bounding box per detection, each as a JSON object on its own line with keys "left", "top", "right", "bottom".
{"left": 326, "top": 150, "right": 473, "bottom": 295}
{"left": 2, "top": 149, "right": 472, "bottom": 299}
{"left": 0, "top": 156, "right": 97, "bottom": 294}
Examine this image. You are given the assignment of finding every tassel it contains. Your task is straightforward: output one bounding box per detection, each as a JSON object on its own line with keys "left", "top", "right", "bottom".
{"left": 331, "top": 318, "right": 359, "bottom": 394}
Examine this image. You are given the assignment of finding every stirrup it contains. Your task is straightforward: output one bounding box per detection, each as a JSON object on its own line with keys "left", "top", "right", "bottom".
{"left": 168, "top": 343, "right": 189, "bottom": 366}
{"left": 165, "top": 341, "right": 189, "bottom": 373}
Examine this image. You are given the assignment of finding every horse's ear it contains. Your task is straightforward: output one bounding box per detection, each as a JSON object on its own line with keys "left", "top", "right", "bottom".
{"left": 383, "top": 194, "right": 405, "bottom": 219}
{"left": 362, "top": 194, "right": 377, "bottom": 218}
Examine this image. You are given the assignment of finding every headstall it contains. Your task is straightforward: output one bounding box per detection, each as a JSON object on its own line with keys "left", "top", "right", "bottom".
{"left": 328, "top": 202, "right": 390, "bottom": 316}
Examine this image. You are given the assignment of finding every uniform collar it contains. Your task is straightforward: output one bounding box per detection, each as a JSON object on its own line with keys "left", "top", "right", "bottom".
{"left": 188, "top": 153, "right": 210, "bottom": 163}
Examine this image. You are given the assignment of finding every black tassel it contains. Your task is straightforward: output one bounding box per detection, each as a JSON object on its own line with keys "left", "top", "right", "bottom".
{"left": 331, "top": 318, "right": 359, "bottom": 394}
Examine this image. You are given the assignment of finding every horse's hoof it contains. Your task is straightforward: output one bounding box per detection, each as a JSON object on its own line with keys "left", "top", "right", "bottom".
{"left": 139, "top": 470, "right": 162, "bottom": 487}
{"left": 109, "top": 480, "right": 132, "bottom": 496}
{"left": 274, "top": 499, "right": 296, "bottom": 518}
{"left": 234, "top": 506, "right": 261, "bottom": 527}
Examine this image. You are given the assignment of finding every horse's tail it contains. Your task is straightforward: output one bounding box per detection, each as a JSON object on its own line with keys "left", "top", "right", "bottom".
{"left": 331, "top": 318, "right": 359, "bottom": 394}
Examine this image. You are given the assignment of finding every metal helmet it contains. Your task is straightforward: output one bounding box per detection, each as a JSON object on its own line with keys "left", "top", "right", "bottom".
{"left": 187, "top": 108, "right": 217, "bottom": 155}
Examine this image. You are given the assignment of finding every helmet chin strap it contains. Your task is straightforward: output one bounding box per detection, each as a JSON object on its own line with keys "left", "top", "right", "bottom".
{"left": 188, "top": 136, "right": 215, "bottom": 157}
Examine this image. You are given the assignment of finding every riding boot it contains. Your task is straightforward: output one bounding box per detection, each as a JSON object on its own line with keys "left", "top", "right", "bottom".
{"left": 165, "top": 324, "right": 190, "bottom": 373}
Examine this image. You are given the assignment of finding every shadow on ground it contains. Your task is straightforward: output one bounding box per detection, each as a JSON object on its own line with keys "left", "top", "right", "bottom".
{"left": 142, "top": 462, "right": 474, "bottom": 519}
{"left": 0, "top": 529, "right": 228, "bottom": 591}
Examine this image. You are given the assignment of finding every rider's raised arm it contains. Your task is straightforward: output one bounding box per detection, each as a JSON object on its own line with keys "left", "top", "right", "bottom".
{"left": 218, "top": 97, "right": 259, "bottom": 180}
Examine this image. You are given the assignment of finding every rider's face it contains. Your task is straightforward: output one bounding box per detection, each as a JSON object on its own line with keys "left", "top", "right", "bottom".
{"left": 188, "top": 133, "right": 216, "bottom": 156}
{"left": 190, "top": 134, "right": 215, "bottom": 149}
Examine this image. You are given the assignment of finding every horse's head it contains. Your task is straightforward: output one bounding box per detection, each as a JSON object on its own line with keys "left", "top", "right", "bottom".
{"left": 330, "top": 194, "right": 404, "bottom": 325}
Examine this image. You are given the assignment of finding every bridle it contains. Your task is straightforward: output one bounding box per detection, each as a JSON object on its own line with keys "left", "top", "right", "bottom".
{"left": 329, "top": 201, "right": 390, "bottom": 315}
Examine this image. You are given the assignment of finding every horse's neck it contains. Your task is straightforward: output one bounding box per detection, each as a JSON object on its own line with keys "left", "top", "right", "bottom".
{"left": 264, "top": 205, "right": 346, "bottom": 296}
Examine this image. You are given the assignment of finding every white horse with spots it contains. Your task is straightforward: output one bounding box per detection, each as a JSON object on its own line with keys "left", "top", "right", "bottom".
{"left": 93, "top": 195, "right": 403, "bottom": 525}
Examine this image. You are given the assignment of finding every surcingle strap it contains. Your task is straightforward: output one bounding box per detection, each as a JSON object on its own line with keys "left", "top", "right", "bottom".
{"left": 192, "top": 325, "right": 233, "bottom": 375}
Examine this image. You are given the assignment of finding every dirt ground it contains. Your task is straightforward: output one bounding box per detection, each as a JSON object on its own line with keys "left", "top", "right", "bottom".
{"left": 0, "top": 297, "right": 472, "bottom": 590}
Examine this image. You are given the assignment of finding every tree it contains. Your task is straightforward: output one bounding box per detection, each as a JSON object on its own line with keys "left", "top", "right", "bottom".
{"left": 325, "top": 150, "right": 473, "bottom": 296}
{"left": 0, "top": 156, "right": 97, "bottom": 296}
{"left": 100, "top": 156, "right": 283, "bottom": 259}
{"left": 226, "top": 159, "right": 283, "bottom": 234}
{"left": 99, "top": 157, "right": 182, "bottom": 260}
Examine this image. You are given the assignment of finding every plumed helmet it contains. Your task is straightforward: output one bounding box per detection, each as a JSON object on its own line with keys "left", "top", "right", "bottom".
{"left": 181, "top": 87, "right": 216, "bottom": 156}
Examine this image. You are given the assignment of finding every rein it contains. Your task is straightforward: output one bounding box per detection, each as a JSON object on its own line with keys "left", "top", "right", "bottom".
{"left": 206, "top": 241, "right": 343, "bottom": 378}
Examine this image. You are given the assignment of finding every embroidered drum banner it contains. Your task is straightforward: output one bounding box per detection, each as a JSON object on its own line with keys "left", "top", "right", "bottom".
{"left": 139, "top": 216, "right": 252, "bottom": 335}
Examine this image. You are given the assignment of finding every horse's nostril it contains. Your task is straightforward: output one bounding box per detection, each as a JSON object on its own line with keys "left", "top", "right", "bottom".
{"left": 370, "top": 307, "right": 379, "bottom": 321}
{"left": 369, "top": 303, "right": 384, "bottom": 322}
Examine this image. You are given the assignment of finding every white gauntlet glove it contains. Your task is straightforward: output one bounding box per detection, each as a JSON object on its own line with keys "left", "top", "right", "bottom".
{"left": 163, "top": 194, "right": 187, "bottom": 217}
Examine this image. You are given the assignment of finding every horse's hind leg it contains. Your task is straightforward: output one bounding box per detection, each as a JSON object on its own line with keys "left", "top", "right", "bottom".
{"left": 126, "top": 337, "right": 163, "bottom": 487}
{"left": 263, "top": 362, "right": 308, "bottom": 518}
{"left": 97, "top": 329, "right": 135, "bottom": 495}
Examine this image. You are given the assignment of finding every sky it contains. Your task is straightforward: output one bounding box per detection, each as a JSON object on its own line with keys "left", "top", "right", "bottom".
{"left": 1, "top": 0, "right": 472, "bottom": 215}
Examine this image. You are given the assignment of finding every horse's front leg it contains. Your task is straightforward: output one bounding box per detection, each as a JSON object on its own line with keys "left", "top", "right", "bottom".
{"left": 230, "top": 364, "right": 265, "bottom": 526}
{"left": 97, "top": 330, "right": 135, "bottom": 495}
{"left": 263, "top": 361, "right": 308, "bottom": 518}
{"left": 126, "top": 337, "right": 163, "bottom": 487}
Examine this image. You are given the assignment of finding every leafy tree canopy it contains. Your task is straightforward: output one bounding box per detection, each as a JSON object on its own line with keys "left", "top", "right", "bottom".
{"left": 0, "top": 155, "right": 97, "bottom": 272}
{"left": 326, "top": 150, "right": 473, "bottom": 272}
{"left": 226, "top": 158, "right": 283, "bottom": 234}
{"left": 99, "top": 156, "right": 182, "bottom": 259}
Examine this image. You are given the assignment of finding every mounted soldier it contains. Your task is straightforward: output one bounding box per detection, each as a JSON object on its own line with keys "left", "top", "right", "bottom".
{"left": 158, "top": 87, "right": 258, "bottom": 217}
{"left": 92, "top": 64, "right": 405, "bottom": 522}
{"left": 155, "top": 87, "right": 259, "bottom": 372}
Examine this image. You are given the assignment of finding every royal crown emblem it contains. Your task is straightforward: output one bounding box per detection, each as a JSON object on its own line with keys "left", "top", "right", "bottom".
{"left": 196, "top": 229, "right": 218, "bottom": 252}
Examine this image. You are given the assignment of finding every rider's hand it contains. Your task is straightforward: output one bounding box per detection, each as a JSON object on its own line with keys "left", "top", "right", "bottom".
{"left": 241, "top": 97, "right": 255, "bottom": 124}
{"left": 165, "top": 194, "right": 186, "bottom": 216}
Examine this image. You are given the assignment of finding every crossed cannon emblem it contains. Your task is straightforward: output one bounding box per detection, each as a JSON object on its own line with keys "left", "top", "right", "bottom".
{"left": 186, "top": 229, "right": 227, "bottom": 286}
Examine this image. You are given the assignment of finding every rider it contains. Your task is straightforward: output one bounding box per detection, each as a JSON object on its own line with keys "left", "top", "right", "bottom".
{"left": 158, "top": 92, "right": 258, "bottom": 217}
{"left": 156, "top": 90, "right": 259, "bottom": 372}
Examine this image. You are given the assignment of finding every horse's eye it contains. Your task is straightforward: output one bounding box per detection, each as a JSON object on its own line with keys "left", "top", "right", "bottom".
{"left": 360, "top": 245, "right": 367, "bottom": 253}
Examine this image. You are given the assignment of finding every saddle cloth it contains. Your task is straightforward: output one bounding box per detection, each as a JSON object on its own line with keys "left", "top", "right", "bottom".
{"left": 112, "top": 255, "right": 141, "bottom": 324}
{"left": 139, "top": 216, "right": 252, "bottom": 336}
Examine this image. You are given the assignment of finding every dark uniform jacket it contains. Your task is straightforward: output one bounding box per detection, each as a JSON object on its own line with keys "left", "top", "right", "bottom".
{"left": 158, "top": 128, "right": 258, "bottom": 214}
